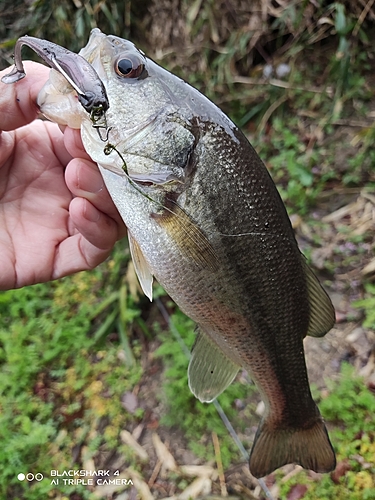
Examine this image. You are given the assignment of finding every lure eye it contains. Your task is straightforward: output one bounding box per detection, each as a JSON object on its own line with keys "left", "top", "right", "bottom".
{"left": 115, "top": 55, "right": 145, "bottom": 79}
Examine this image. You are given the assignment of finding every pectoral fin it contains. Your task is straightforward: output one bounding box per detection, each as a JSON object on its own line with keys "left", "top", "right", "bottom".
{"left": 128, "top": 232, "right": 153, "bottom": 301}
{"left": 152, "top": 199, "right": 219, "bottom": 272}
{"left": 188, "top": 328, "right": 240, "bottom": 403}
{"left": 129, "top": 172, "right": 181, "bottom": 185}
{"left": 301, "top": 256, "right": 335, "bottom": 337}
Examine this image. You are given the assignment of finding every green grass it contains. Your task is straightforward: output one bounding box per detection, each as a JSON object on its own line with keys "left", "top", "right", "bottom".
{"left": 253, "top": 117, "right": 334, "bottom": 213}
{"left": 354, "top": 283, "right": 375, "bottom": 331}
{"left": 0, "top": 244, "right": 145, "bottom": 499}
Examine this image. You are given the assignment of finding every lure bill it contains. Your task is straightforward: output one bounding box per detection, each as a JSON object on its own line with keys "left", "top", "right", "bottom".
{"left": 1, "top": 35, "right": 109, "bottom": 114}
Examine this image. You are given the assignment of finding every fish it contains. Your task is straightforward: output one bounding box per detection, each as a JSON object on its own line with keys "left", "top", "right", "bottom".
{"left": 2, "top": 29, "right": 336, "bottom": 478}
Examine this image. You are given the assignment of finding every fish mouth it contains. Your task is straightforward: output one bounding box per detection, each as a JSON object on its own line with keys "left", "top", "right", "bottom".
{"left": 1, "top": 34, "right": 109, "bottom": 115}
{"left": 79, "top": 28, "right": 107, "bottom": 65}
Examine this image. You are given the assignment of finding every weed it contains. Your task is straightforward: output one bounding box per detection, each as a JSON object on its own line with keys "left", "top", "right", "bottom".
{"left": 254, "top": 117, "right": 335, "bottom": 213}
{"left": 345, "top": 126, "right": 375, "bottom": 186}
{"left": 0, "top": 243, "right": 144, "bottom": 499}
{"left": 353, "top": 283, "right": 375, "bottom": 330}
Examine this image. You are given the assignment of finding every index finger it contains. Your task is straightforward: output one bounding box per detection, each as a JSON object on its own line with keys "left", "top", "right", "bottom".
{"left": 0, "top": 61, "right": 50, "bottom": 131}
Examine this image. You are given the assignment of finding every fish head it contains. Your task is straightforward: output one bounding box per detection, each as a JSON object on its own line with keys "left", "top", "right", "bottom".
{"left": 39, "top": 28, "right": 200, "bottom": 184}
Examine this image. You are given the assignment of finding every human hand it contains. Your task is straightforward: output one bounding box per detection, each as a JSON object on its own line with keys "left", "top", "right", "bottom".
{"left": 0, "top": 61, "right": 126, "bottom": 290}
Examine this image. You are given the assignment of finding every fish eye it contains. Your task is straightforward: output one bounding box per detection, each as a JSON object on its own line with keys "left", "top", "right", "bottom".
{"left": 115, "top": 54, "right": 145, "bottom": 79}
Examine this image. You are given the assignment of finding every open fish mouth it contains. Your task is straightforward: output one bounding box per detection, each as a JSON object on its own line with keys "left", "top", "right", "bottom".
{"left": 1, "top": 35, "right": 109, "bottom": 116}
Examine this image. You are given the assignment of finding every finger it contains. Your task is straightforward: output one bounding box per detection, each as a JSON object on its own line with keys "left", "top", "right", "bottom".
{"left": 65, "top": 158, "right": 126, "bottom": 234}
{"left": 63, "top": 126, "right": 91, "bottom": 160}
{"left": 44, "top": 121, "right": 73, "bottom": 169}
{"left": 52, "top": 198, "right": 121, "bottom": 278}
{"left": 0, "top": 61, "right": 50, "bottom": 131}
{"left": 70, "top": 197, "right": 120, "bottom": 251}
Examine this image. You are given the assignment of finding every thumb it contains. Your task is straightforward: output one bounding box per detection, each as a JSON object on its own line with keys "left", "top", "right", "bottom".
{"left": 0, "top": 61, "right": 50, "bottom": 131}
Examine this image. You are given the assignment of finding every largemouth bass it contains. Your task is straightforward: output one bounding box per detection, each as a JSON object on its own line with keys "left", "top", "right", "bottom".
{"left": 2, "top": 29, "right": 336, "bottom": 478}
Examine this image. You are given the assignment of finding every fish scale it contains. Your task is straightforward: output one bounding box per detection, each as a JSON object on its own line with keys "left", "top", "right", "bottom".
{"left": 2, "top": 28, "right": 337, "bottom": 478}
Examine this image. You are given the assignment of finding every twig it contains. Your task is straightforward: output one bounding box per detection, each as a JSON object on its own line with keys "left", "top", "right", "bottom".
{"left": 331, "top": 118, "right": 373, "bottom": 128}
{"left": 148, "top": 458, "right": 162, "bottom": 488}
{"left": 212, "top": 399, "right": 248, "bottom": 460}
{"left": 233, "top": 75, "right": 333, "bottom": 96}
{"left": 212, "top": 431, "right": 227, "bottom": 496}
{"left": 257, "top": 93, "right": 288, "bottom": 134}
{"left": 353, "top": 0, "right": 375, "bottom": 37}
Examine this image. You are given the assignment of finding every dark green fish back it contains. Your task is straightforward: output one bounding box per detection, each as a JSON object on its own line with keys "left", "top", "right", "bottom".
{"left": 181, "top": 123, "right": 335, "bottom": 477}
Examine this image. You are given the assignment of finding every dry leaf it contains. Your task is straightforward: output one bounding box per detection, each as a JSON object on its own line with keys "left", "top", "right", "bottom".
{"left": 152, "top": 433, "right": 177, "bottom": 472}
{"left": 120, "top": 429, "right": 149, "bottom": 461}
{"left": 180, "top": 464, "right": 218, "bottom": 479}
{"left": 287, "top": 483, "right": 308, "bottom": 500}
{"left": 178, "top": 476, "right": 212, "bottom": 500}
{"left": 93, "top": 472, "right": 133, "bottom": 498}
{"left": 121, "top": 391, "right": 139, "bottom": 413}
{"left": 81, "top": 445, "right": 96, "bottom": 475}
{"left": 330, "top": 459, "right": 352, "bottom": 484}
{"left": 126, "top": 468, "right": 154, "bottom": 500}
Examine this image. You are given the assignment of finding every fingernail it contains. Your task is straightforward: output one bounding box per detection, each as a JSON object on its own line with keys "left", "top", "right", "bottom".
{"left": 77, "top": 163, "right": 103, "bottom": 193}
{"left": 83, "top": 201, "right": 101, "bottom": 222}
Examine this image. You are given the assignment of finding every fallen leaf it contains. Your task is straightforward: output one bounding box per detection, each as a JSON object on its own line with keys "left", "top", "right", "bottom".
{"left": 287, "top": 483, "right": 308, "bottom": 500}
{"left": 81, "top": 445, "right": 95, "bottom": 476}
{"left": 93, "top": 472, "right": 133, "bottom": 497}
{"left": 120, "top": 429, "right": 149, "bottom": 461}
{"left": 152, "top": 433, "right": 177, "bottom": 472}
{"left": 330, "top": 459, "right": 352, "bottom": 484}
{"left": 121, "top": 391, "right": 139, "bottom": 413}
{"left": 180, "top": 465, "right": 218, "bottom": 479}
{"left": 126, "top": 468, "right": 154, "bottom": 500}
{"left": 178, "top": 476, "right": 211, "bottom": 500}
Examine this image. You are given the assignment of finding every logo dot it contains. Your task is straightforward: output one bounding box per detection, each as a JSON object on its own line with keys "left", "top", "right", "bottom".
{"left": 17, "top": 473, "right": 25, "bottom": 481}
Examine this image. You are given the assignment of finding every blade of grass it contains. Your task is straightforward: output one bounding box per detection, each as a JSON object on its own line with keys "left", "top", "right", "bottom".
{"left": 93, "top": 307, "right": 118, "bottom": 342}
{"left": 89, "top": 290, "right": 119, "bottom": 320}
{"left": 117, "top": 317, "right": 136, "bottom": 367}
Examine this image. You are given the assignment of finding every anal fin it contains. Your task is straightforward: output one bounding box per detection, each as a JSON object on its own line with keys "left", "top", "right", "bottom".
{"left": 188, "top": 328, "right": 240, "bottom": 403}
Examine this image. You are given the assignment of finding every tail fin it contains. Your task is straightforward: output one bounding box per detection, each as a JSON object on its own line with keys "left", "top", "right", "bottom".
{"left": 249, "top": 417, "right": 336, "bottom": 478}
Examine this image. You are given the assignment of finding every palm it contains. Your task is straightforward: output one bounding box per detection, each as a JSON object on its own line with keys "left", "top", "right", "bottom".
{"left": 0, "top": 62, "right": 125, "bottom": 290}
{"left": 1, "top": 120, "right": 74, "bottom": 288}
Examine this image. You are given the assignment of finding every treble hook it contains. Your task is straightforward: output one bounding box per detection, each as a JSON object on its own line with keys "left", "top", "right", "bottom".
{"left": 90, "top": 105, "right": 112, "bottom": 142}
